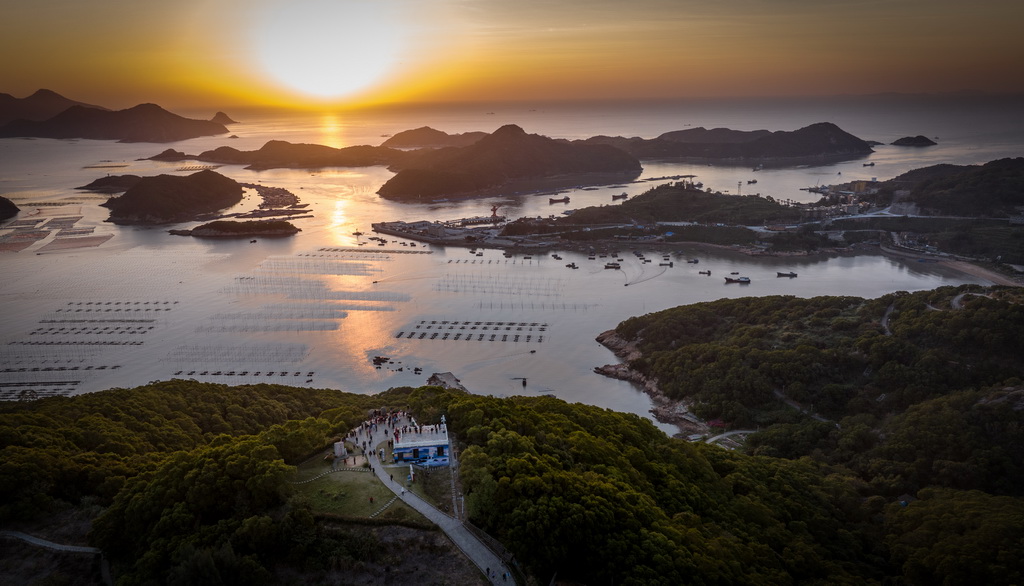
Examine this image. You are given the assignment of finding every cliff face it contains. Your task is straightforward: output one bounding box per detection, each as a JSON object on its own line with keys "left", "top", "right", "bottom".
{"left": 0, "top": 103, "right": 228, "bottom": 142}
{"left": 101, "top": 170, "right": 243, "bottom": 224}
{"left": 378, "top": 124, "right": 642, "bottom": 200}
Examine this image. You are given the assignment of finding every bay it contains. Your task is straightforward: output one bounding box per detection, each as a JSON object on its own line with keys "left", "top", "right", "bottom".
{"left": 1, "top": 95, "right": 1019, "bottom": 434}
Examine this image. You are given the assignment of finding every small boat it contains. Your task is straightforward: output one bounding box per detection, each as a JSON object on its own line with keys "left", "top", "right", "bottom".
{"left": 687, "top": 258, "right": 699, "bottom": 264}
{"left": 699, "top": 270, "right": 711, "bottom": 275}
{"left": 747, "top": 179, "right": 757, "bottom": 184}
{"left": 549, "top": 196, "right": 570, "bottom": 204}
{"left": 863, "top": 162, "right": 875, "bottom": 167}
{"left": 725, "top": 276, "right": 750, "bottom": 284}
{"left": 604, "top": 262, "right": 621, "bottom": 270}
{"left": 566, "top": 263, "right": 578, "bottom": 269}
{"left": 612, "top": 192, "right": 628, "bottom": 200}
{"left": 777, "top": 271, "right": 798, "bottom": 278}
{"left": 352, "top": 231, "right": 364, "bottom": 236}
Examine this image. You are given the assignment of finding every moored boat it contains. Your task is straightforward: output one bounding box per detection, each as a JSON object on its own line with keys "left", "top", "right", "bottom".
{"left": 725, "top": 276, "right": 751, "bottom": 284}
{"left": 777, "top": 271, "right": 797, "bottom": 278}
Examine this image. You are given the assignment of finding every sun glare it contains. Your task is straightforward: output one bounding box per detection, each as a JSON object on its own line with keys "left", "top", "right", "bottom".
{"left": 252, "top": 0, "right": 410, "bottom": 101}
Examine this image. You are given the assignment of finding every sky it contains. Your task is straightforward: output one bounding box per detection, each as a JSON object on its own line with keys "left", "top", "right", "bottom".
{"left": 2, "top": 0, "right": 1022, "bottom": 110}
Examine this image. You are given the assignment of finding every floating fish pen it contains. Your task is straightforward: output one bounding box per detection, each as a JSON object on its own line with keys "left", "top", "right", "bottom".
{"left": 316, "top": 247, "right": 432, "bottom": 255}
{"left": 195, "top": 320, "right": 340, "bottom": 333}
{"left": 433, "top": 273, "right": 565, "bottom": 297}
{"left": 164, "top": 343, "right": 309, "bottom": 364}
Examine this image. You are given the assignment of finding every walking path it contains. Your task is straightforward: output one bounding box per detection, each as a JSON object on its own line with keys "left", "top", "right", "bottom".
{"left": 350, "top": 412, "right": 514, "bottom": 584}
{"left": 0, "top": 530, "right": 112, "bottom": 585}
{"left": 370, "top": 458, "right": 513, "bottom": 583}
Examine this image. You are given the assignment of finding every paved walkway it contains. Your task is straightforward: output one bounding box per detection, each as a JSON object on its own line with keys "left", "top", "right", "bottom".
{"left": 0, "top": 530, "right": 101, "bottom": 554}
{"left": 354, "top": 413, "right": 516, "bottom": 581}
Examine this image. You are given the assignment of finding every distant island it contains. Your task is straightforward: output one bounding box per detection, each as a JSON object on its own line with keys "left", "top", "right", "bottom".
{"left": 0, "top": 101, "right": 229, "bottom": 143}
{"left": 0, "top": 195, "right": 19, "bottom": 221}
{"left": 169, "top": 219, "right": 300, "bottom": 238}
{"left": 149, "top": 140, "right": 401, "bottom": 170}
{"left": 210, "top": 111, "right": 237, "bottom": 125}
{"left": 380, "top": 126, "right": 488, "bottom": 148}
{"left": 0, "top": 89, "right": 105, "bottom": 125}
{"left": 574, "top": 121, "right": 874, "bottom": 164}
{"left": 148, "top": 122, "right": 874, "bottom": 201}
{"left": 892, "top": 135, "right": 937, "bottom": 146}
{"left": 76, "top": 174, "right": 143, "bottom": 194}
{"left": 100, "top": 169, "right": 243, "bottom": 224}
{"left": 377, "top": 124, "right": 643, "bottom": 200}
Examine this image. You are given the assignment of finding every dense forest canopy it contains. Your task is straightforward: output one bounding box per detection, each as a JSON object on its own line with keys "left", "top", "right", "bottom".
{"left": 2, "top": 315, "right": 1023, "bottom": 584}
{"left": 555, "top": 183, "right": 801, "bottom": 226}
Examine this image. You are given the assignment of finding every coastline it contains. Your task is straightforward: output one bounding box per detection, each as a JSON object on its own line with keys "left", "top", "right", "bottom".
{"left": 936, "top": 259, "right": 1021, "bottom": 287}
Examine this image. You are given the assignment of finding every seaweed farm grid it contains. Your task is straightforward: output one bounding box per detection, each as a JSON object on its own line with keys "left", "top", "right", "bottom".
{"left": 396, "top": 320, "right": 548, "bottom": 344}
{"left": 0, "top": 300, "right": 181, "bottom": 400}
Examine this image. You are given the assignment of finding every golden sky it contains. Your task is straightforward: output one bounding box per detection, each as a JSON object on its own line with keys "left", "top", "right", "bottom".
{"left": 2, "top": 0, "right": 1022, "bottom": 109}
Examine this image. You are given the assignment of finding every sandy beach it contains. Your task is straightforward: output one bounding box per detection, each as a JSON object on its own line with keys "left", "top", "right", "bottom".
{"left": 938, "top": 260, "right": 1022, "bottom": 287}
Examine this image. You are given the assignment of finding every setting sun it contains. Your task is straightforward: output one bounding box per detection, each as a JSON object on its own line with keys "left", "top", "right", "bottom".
{"left": 251, "top": 0, "right": 411, "bottom": 100}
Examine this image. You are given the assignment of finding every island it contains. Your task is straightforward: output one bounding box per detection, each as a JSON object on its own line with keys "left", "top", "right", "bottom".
{"left": 891, "top": 135, "right": 937, "bottom": 146}
{"left": 210, "top": 111, "right": 237, "bottom": 125}
{"left": 149, "top": 140, "right": 402, "bottom": 170}
{"left": 0, "top": 195, "right": 19, "bottom": 221}
{"left": 0, "top": 102, "right": 228, "bottom": 143}
{"left": 377, "top": 124, "right": 643, "bottom": 200}
{"left": 380, "top": 126, "right": 488, "bottom": 148}
{"left": 574, "top": 121, "right": 874, "bottom": 164}
{"left": 76, "top": 174, "right": 143, "bottom": 194}
{"left": 0, "top": 88, "right": 106, "bottom": 125}
{"left": 168, "top": 219, "right": 300, "bottom": 238}
{"left": 100, "top": 169, "right": 243, "bottom": 224}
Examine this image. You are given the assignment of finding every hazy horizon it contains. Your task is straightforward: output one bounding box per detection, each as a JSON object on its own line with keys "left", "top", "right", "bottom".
{"left": 3, "top": 0, "right": 1022, "bottom": 111}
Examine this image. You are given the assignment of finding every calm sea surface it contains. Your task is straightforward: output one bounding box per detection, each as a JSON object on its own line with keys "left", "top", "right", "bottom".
{"left": 1, "top": 96, "right": 1021, "bottom": 433}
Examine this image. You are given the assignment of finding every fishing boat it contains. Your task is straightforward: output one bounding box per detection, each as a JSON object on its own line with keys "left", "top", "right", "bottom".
{"left": 777, "top": 271, "right": 797, "bottom": 278}
{"left": 725, "top": 276, "right": 751, "bottom": 284}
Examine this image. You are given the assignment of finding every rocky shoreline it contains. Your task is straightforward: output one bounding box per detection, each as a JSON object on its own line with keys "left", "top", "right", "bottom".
{"left": 594, "top": 329, "right": 709, "bottom": 436}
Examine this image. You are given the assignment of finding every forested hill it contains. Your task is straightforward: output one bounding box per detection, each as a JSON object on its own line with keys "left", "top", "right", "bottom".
{"left": 605, "top": 286, "right": 1024, "bottom": 494}
{"left": 411, "top": 386, "right": 1024, "bottom": 585}
{"left": 2, "top": 379, "right": 1023, "bottom": 584}
{"left": 555, "top": 182, "right": 801, "bottom": 226}
{"left": 883, "top": 157, "right": 1024, "bottom": 216}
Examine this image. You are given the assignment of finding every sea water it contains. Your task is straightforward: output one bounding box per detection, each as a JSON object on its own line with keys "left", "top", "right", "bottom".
{"left": 1, "top": 95, "right": 1021, "bottom": 434}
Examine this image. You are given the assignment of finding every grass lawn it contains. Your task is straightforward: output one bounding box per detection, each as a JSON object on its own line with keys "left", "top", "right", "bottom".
{"left": 293, "top": 455, "right": 425, "bottom": 523}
